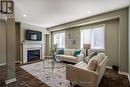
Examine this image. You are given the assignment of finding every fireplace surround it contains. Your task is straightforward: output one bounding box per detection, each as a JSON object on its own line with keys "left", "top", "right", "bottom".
{"left": 22, "top": 43, "right": 42, "bottom": 63}
{"left": 27, "top": 49, "right": 40, "bottom": 62}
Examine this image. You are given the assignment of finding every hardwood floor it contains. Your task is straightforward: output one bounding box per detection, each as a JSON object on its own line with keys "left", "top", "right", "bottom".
{"left": 99, "top": 69, "right": 130, "bottom": 87}
{"left": 0, "top": 62, "right": 130, "bottom": 87}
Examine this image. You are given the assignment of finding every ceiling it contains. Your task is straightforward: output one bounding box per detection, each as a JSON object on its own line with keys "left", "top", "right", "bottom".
{"left": 15, "top": 0, "right": 130, "bottom": 28}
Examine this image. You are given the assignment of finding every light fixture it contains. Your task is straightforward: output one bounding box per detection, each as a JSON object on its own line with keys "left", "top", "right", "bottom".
{"left": 22, "top": 14, "right": 27, "bottom": 17}
{"left": 87, "top": 11, "right": 91, "bottom": 14}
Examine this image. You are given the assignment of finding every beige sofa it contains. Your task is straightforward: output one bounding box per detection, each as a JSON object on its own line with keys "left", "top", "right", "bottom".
{"left": 55, "top": 49, "right": 85, "bottom": 63}
{"left": 66, "top": 53, "right": 108, "bottom": 87}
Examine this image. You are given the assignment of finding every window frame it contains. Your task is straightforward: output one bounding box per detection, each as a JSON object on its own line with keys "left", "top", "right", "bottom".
{"left": 80, "top": 24, "right": 105, "bottom": 49}
{"left": 53, "top": 31, "right": 65, "bottom": 48}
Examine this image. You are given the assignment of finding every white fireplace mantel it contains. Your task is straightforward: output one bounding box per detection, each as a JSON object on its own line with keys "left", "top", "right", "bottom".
{"left": 22, "top": 43, "right": 42, "bottom": 63}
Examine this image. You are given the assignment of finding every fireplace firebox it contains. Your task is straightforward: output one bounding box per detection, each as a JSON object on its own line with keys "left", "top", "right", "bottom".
{"left": 27, "top": 49, "right": 40, "bottom": 62}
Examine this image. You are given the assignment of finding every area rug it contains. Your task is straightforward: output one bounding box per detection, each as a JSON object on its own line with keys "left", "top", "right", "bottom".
{"left": 21, "top": 61, "right": 70, "bottom": 87}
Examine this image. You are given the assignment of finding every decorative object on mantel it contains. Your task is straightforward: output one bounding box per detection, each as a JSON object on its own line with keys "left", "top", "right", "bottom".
{"left": 83, "top": 44, "right": 91, "bottom": 56}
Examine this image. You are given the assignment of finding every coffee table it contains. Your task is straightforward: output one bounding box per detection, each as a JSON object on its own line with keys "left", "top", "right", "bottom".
{"left": 43, "top": 56, "right": 66, "bottom": 72}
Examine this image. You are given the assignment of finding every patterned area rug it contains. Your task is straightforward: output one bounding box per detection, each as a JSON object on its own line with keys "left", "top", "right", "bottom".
{"left": 21, "top": 61, "right": 70, "bottom": 87}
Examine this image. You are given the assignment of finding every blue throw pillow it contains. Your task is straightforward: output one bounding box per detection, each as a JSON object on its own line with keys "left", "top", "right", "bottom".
{"left": 57, "top": 48, "right": 64, "bottom": 55}
{"left": 73, "top": 50, "right": 81, "bottom": 57}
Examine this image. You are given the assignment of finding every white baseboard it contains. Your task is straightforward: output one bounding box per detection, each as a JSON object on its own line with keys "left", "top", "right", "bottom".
{"left": 119, "top": 71, "right": 128, "bottom": 75}
{"left": 127, "top": 74, "right": 130, "bottom": 82}
{"left": 0, "top": 63, "right": 6, "bottom": 66}
{"left": 0, "top": 61, "right": 22, "bottom": 66}
{"left": 106, "top": 66, "right": 112, "bottom": 69}
{"left": 5, "top": 78, "right": 17, "bottom": 84}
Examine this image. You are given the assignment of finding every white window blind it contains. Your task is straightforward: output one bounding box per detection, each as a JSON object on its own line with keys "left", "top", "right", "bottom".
{"left": 81, "top": 25, "right": 105, "bottom": 49}
{"left": 54, "top": 32, "right": 65, "bottom": 48}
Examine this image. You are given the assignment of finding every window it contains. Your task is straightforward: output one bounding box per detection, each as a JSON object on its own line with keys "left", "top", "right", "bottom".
{"left": 54, "top": 32, "right": 65, "bottom": 48}
{"left": 81, "top": 25, "right": 105, "bottom": 49}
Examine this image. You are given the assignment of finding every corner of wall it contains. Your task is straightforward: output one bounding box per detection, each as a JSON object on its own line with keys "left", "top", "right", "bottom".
{"left": 129, "top": 5, "right": 130, "bottom": 75}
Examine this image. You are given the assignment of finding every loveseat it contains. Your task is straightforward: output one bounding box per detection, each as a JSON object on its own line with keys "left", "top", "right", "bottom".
{"left": 66, "top": 53, "right": 108, "bottom": 87}
{"left": 55, "top": 49, "right": 85, "bottom": 63}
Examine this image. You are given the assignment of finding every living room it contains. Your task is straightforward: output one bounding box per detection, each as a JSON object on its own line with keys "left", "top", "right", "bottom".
{"left": 0, "top": 0, "right": 130, "bottom": 87}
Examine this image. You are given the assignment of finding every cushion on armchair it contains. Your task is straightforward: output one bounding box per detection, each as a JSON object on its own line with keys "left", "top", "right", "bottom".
{"left": 87, "top": 53, "right": 105, "bottom": 71}
{"left": 87, "top": 56, "right": 98, "bottom": 71}
{"left": 94, "top": 53, "right": 105, "bottom": 64}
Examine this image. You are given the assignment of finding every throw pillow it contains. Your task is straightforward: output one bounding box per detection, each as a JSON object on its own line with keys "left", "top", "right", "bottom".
{"left": 89, "top": 52, "right": 98, "bottom": 58}
{"left": 94, "top": 53, "right": 105, "bottom": 64}
{"left": 87, "top": 57, "right": 98, "bottom": 71}
{"left": 57, "top": 48, "right": 64, "bottom": 55}
{"left": 83, "top": 52, "right": 97, "bottom": 63}
{"left": 73, "top": 50, "right": 81, "bottom": 57}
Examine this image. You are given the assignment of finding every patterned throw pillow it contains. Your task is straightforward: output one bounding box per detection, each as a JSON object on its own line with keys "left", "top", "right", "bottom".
{"left": 87, "top": 58, "right": 98, "bottom": 71}
{"left": 83, "top": 52, "right": 97, "bottom": 63}
{"left": 89, "top": 52, "right": 98, "bottom": 58}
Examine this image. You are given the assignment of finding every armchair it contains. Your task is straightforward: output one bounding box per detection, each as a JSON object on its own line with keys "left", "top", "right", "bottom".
{"left": 66, "top": 54, "right": 108, "bottom": 87}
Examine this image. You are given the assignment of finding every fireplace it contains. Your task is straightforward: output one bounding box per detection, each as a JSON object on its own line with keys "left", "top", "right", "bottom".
{"left": 22, "top": 43, "right": 42, "bottom": 63}
{"left": 27, "top": 49, "right": 40, "bottom": 62}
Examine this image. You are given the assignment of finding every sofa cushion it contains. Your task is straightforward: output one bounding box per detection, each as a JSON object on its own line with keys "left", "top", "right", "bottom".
{"left": 73, "top": 50, "right": 81, "bottom": 57}
{"left": 63, "top": 55, "right": 77, "bottom": 59}
{"left": 94, "top": 53, "right": 105, "bottom": 64}
{"left": 75, "top": 61, "right": 88, "bottom": 69}
{"left": 59, "top": 55, "right": 77, "bottom": 62}
{"left": 87, "top": 57, "right": 98, "bottom": 71}
{"left": 64, "top": 49, "right": 71, "bottom": 55}
{"left": 70, "top": 49, "right": 76, "bottom": 56}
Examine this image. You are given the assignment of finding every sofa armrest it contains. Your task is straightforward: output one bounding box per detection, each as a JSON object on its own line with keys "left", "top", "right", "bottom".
{"left": 77, "top": 54, "right": 84, "bottom": 62}
{"left": 66, "top": 64, "right": 98, "bottom": 86}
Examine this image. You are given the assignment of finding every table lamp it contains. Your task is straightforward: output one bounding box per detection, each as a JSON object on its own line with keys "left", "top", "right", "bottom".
{"left": 83, "top": 44, "right": 91, "bottom": 56}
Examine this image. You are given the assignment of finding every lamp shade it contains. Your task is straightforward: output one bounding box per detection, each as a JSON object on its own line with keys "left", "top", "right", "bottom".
{"left": 83, "top": 44, "right": 91, "bottom": 49}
